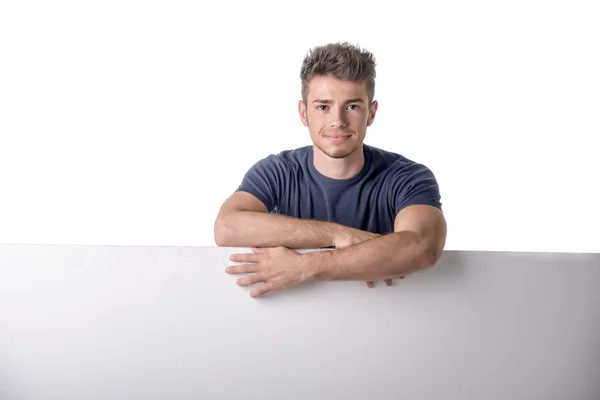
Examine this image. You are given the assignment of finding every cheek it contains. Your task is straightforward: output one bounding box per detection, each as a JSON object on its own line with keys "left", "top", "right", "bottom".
{"left": 307, "top": 109, "right": 320, "bottom": 120}
{"left": 306, "top": 111, "right": 324, "bottom": 126}
{"left": 350, "top": 112, "right": 368, "bottom": 125}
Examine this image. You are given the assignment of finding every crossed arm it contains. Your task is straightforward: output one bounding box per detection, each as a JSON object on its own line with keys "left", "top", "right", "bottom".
{"left": 214, "top": 191, "right": 378, "bottom": 249}
{"left": 214, "top": 191, "right": 447, "bottom": 297}
{"left": 304, "top": 203, "right": 446, "bottom": 281}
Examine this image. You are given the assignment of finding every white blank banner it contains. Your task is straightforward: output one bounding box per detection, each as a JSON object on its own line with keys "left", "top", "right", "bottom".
{"left": 1, "top": 244, "right": 599, "bottom": 399}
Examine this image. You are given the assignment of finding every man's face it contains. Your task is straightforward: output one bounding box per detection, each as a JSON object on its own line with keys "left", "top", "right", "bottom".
{"left": 298, "top": 75, "right": 378, "bottom": 159}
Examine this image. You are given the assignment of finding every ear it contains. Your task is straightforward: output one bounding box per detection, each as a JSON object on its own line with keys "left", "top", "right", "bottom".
{"left": 367, "top": 100, "right": 378, "bottom": 126}
{"left": 298, "top": 100, "right": 309, "bottom": 126}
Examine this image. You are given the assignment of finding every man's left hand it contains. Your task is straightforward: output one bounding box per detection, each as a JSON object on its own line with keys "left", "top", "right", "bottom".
{"left": 226, "top": 247, "right": 313, "bottom": 298}
{"left": 366, "top": 276, "right": 406, "bottom": 288}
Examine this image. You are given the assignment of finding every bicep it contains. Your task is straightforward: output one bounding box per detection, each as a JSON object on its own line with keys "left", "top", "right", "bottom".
{"left": 388, "top": 162, "right": 442, "bottom": 216}
{"left": 217, "top": 191, "right": 268, "bottom": 217}
{"left": 236, "top": 155, "right": 287, "bottom": 212}
{"left": 394, "top": 204, "right": 447, "bottom": 257}
{"left": 388, "top": 162, "right": 445, "bottom": 247}
{"left": 214, "top": 191, "right": 269, "bottom": 246}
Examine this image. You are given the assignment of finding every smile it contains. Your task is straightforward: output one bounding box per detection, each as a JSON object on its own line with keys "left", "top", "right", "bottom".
{"left": 324, "top": 135, "right": 351, "bottom": 142}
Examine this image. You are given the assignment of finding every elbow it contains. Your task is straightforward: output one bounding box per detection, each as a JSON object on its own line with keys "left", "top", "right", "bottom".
{"left": 422, "top": 250, "right": 441, "bottom": 269}
{"left": 421, "top": 242, "right": 444, "bottom": 269}
{"left": 415, "top": 239, "right": 443, "bottom": 270}
{"left": 214, "top": 230, "right": 229, "bottom": 247}
{"left": 213, "top": 216, "right": 234, "bottom": 247}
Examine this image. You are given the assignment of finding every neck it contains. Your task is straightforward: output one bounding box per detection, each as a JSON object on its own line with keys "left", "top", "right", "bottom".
{"left": 312, "top": 144, "right": 365, "bottom": 180}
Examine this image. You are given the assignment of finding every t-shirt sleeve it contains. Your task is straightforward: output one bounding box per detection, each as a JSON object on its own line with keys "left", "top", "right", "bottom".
{"left": 389, "top": 162, "right": 443, "bottom": 214}
{"left": 235, "top": 154, "right": 289, "bottom": 212}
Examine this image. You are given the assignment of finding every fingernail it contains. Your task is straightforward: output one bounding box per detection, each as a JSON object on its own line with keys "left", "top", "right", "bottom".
{"left": 225, "top": 267, "right": 231, "bottom": 273}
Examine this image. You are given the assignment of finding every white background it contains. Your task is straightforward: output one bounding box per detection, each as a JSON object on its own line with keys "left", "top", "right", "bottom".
{"left": 1, "top": 0, "right": 598, "bottom": 252}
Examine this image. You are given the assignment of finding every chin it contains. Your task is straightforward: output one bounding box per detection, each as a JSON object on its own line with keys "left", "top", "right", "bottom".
{"left": 327, "top": 150, "right": 353, "bottom": 159}
{"left": 317, "top": 143, "right": 359, "bottom": 159}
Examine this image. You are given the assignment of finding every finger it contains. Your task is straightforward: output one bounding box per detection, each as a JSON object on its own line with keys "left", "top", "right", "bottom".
{"left": 252, "top": 247, "right": 267, "bottom": 254}
{"left": 250, "top": 283, "right": 277, "bottom": 298}
{"left": 366, "top": 281, "right": 374, "bottom": 288}
{"left": 237, "top": 274, "right": 265, "bottom": 286}
{"left": 385, "top": 279, "right": 393, "bottom": 286}
{"left": 229, "top": 253, "right": 259, "bottom": 263}
{"left": 225, "top": 264, "right": 260, "bottom": 274}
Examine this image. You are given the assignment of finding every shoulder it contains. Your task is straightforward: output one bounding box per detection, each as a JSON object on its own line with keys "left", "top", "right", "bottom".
{"left": 248, "top": 145, "right": 310, "bottom": 173}
{"left": 364, "top": 144, "right": 428, "bottom": 174}
{"left": 259, "top": 146, "right": 310, "bottom": 166}
{"left": 364, "top": 144, "right": 442, "bottom": 210}
{"left": 273, "top": 145, "right": 311, "bottom": 165}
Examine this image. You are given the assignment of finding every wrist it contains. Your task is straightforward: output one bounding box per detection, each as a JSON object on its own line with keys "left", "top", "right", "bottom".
{"left": 300, "top": 250, "right": 330, "bottom": 281}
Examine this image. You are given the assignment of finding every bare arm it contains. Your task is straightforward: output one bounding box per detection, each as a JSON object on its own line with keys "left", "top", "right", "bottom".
{"left": 305, "top": 204, "right": 447, "bottom": 281}
{"left": 226, "top": 204, "right": 448, "bottom": 297}
{"left": 213, "top": 191, "right": 376, "bottom": 249}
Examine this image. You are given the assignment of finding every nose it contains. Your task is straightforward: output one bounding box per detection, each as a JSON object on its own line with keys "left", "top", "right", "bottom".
{"left": 329, "top": 106, "right": 347, "bottom": 128}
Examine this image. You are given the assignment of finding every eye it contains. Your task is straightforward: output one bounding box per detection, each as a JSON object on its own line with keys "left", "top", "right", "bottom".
{"left": 317, "top": 105, "right": 328, "bottom": 111}
{"left": 347, "top": 104, "right": 359, "bottom": 110}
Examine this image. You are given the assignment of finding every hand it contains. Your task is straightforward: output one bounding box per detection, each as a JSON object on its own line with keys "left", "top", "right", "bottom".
{"left": 226, "top": 247, "right": 312, "bottom": 298}
{"left": 366, "top": 275, "right": 406, "bottom": 288}
{"left": 333, "top": 227, "right": 380, "bottom": 249}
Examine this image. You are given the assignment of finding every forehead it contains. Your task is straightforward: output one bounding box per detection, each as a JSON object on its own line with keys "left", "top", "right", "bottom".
{"left": 306, "top": 75, "right": 368, "bottom": 100}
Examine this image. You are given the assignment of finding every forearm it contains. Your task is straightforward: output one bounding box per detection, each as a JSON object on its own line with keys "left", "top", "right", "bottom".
{"left": 215, "top": 211, "right": 346, "bottom": 249}
{"left": 304, "top": 231, "right": 437, "bottom": 281}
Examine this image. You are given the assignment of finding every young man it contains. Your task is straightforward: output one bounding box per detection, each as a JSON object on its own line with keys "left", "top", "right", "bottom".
{"left": 214, "top": 42, "right": 447, "bottom": 297}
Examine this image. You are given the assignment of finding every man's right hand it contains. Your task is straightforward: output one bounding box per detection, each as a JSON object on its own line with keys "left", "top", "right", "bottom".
{"left": 332, "top": 228, "right": 380, "bottom": 249}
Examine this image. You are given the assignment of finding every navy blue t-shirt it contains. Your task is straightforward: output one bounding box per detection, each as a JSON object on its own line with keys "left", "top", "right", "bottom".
{"left": 235, "top": 144, "right": 442, "bottom": 235}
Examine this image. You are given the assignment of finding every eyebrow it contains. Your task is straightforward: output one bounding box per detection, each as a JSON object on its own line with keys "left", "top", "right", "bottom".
{"left": 312, "top": 98, "right": 365, "bottom": 104}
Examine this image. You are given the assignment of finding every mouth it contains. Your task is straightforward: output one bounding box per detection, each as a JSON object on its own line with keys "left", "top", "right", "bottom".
{"left": 324, "top": 135, "right": 352, "bottom": 142}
